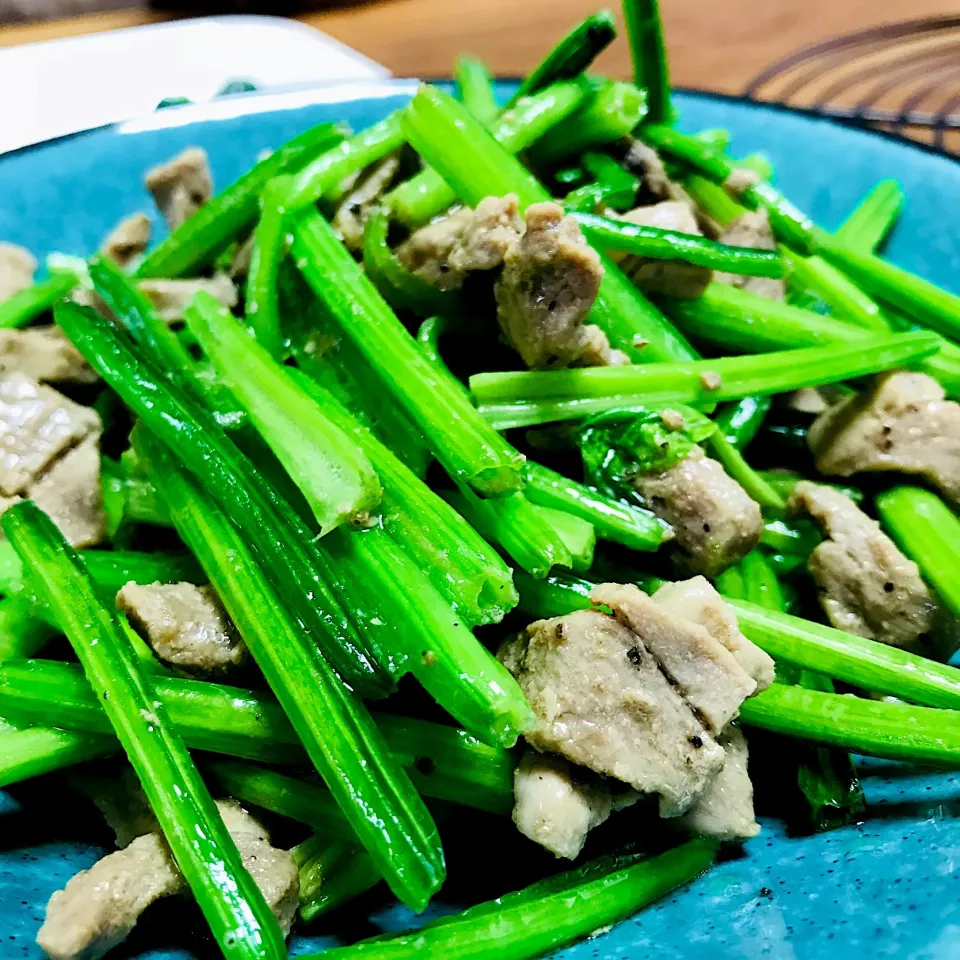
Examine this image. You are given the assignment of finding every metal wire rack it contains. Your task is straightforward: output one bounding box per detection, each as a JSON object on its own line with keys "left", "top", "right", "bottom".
{"left": 742, "top": 17, "right": 960, "bottom": 151}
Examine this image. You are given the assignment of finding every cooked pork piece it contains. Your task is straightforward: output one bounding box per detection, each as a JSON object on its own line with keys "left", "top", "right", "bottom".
{"left": 117, "top": 581, "right": 247, "bottom": 675}
{"left": 808, "top": 371, "right": 960, "bottom": 503}
{"left": 789, "top": 481, "right": 953, "bottom": 654}
{"left": 652, "top": 576, "right": 775, "bottom": 690}
{"left": 145, "top": 147, "right": 213, "bottom": 232}
{"left": 447, "top": 194, "right": 522, "bottom": 273}
{"left": 635, "top": 446, "right": 762, "bottom": 576}
{"left": 614, "top": 201, "right": 712, "bottom": 300}
{"left": 100, "top": 214, "right": 151, "bottom": 268}
{"left": 37, "top": 800, "right": 298, "bottom": 959}
{"left": 679, "top": 726, "right": 760, "bottom": 840}
{"left": 0, "top": 243, "right": 37, "bottom": 301}
{"left": 495, "top": 202, "right": 609, "bottom": 368}
{"left": 499, "top": 607, "right": 724, "bottom": 817}
{"left": 593, "top": 582, "right": 757, "bottom": 734}
{"left": 715, "top": 210, "right": 785, "bottom": 301}
{"left": 138, "top": 274, "right": 237, "bottom": 324}
{"left": 396, "top": 207, "right": 475, "bottom": 291}
{"left": 0, "top": 326, "right": 97, "bottom": 385}
{"left": 333, "top": 153, "right": 401, "bottom": 250}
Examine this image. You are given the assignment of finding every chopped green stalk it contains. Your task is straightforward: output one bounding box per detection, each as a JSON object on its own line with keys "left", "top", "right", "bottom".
{"left": 244, "top": 176, "right": 290, "bottom": 358}
{"left": 288, "top": 115, "right": 405, "bottom": 209}
{"left": 760, "top": 518, "right": 821, "bottom": 556}
{"left": 523, "top": 461, "right": 667, "bottom": 552}
{"left": 706, "top": 432, "right": 784, "bottom": 510}
{"left": 876, "top": 486, "right": 960, "bottom": 622}
{"left": 291, "top": 208, "right": 526, "bottom": 497}
{"left": 714, "top": 396, "right": 771, "bottom": 449}
{"left": 580, "top": 151, "right": 640, "bottom": 210}
{"left": 738, "top": 550, "right": 785, "bottom": 613}
{"left": 0, "top": 720, "right": 114, "bottom": 789}
{"left": 661, "top": 281, "right": 960, "bottom": 398}
{"left": 138, "top": 122, "right": 345, "bottom": 278}
{"left": 0, "top": 272, "right": 77, "bottom": 329}
{"left": 304, "top": 839, "right": 717, "bottom": 960}
{"left": 740, "top": 683, "right": 960, "bottom": 768}
{"left": 684, "top": 173, "right": 743, "bottom": 228}
{"left": 513, "top": 570, "right": 594, "bottom": 619}
{"left": 401, "top": 84, "right": 695, "bottom": 363}
{"left": 289, "top": 368, "right": 517, "bottom": 627}
{"left": 531, "top": 503, "right": 595, "bottom": 572}
{"left": 0, "top": 596, "right": 58, "bottom": 662}
{"left": 528, "top": 80, "right": 648, "bottom": 167}
{"left": 184, "top": 291, "right": 382, "bottom": 534}
{"left": 834, "top": 179, "right": 904, "bottom": 252}
{"left": 55, "top": 300, "right": 388, "bottom": 696}
{"left": 506, "top": 11, "right": 617, "bottom": 107}
{"left": 713, "top": 565, "right": 745, "bottom": 601}
{"left": 756, "top": 471, "right": 862, "bottom": 504}
{"left": 623, "top": 0, "right": 671, "bottom": 125}
{"left": 455, "top": 55, "right": 499, "bottom": 126}
{"left": 443, "top": 488, "right": 573, "bottom": 579}
{"left": 3, "top": 501, "right": 287, "bottom": 959}
{"left": 572, "top": 211, "right": 787, "bottom": 277}
{"left": 137, "top": 431, "right": 444, "bottom": 910}
{"left": 296, "top": 835, "right": 381, "bottom": 922}
{"left": 362, "top": 209, "right": 461, "bottom": 316}
{"left": 470, "top": 332, "right": 940, "bottom": 427}
{"left": 387, "top": 80, "right": 588, "bottom": 228}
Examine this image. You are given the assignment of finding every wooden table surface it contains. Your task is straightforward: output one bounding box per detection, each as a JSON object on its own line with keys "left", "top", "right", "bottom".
{"left": 0, "top": 0, "right": 957, "bottom": 95}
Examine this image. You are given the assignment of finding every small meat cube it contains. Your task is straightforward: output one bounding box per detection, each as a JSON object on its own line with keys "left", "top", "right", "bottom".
{"left": 0, "top": 243, "right": 37, "bottom": 301}
{"left": 652, "top": 576, "right": 775, "bottom": 690}
{"left": 396, "top": 207, "right": 475, "bottom": 291}
{"left": 30, "top": 435, "right": 105, "bottom": 548}
{"left": 636, "top": 446, "right": 762, "bottom": 576}
{"left": 499, "top": 607, "right": 724, "bottom": 817}
{"left": 117, "top": 581, "right": 247, "bottom": 675}
{"left": 808, "top": 371, "right": 960, "bottom": 503}
{"left": 0, "top": 326, "right": 97, "bottom": 385}
{"left": 495, "top": 202, "right": 605, "bottom": 368}
{"left": 333, "top": 152, "right": 401, "bottom": 250}
{"left": 447, "top": 194, "right": 522, "bottom": 273}
{"left": 138, "top": 274, "right": 237, "bottom": 324}
{"left": 100, "top": 214, "right": 152, "bottom": 268}
{"left": 615, "top": 202, "right": 712, "bottom": 300}
{"left": 790, "top": 482, "right": 954, "bottom": 654}
{"left": 145, "top": 147, "right": 213, "bottom": 231}
{"left": 715, "top": 210, "right": 785, "bottom": 301}
{"left": 593, "top": 582, "right": 757, "bottom": 734}
{"left": 679, "top": 726, "right": 760, "bottom": 841}
{"left": 0, "top": 373, "right": 100, "bottom": 496}
{"left": 576, "top": 323, "right": 630, "bottom": 367}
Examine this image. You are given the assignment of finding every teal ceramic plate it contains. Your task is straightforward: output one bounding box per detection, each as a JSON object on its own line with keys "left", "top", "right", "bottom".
{"left": 3, "top": 79, "right": 960, "bottom": 960}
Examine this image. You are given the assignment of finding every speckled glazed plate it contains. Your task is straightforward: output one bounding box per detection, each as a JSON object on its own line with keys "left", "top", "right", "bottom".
{"left": 4, "top": 79, "right": 960, "bottom": 960}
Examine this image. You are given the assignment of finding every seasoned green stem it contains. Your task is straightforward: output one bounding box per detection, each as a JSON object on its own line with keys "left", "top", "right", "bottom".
{"left": 706, "top": 432, "right": 785, "bottom": 510}
{"left": 288, "top": 114, "right": 405, "bottom": 209}
{"left": 55, "top": 300, "right": 388, "bottom": 696}
{"left": 876, "top": 486, "right": 960, "bottom": 621}
{"left": 623, "top": 0, "right": 672, "bottom": 125}
{"left": 0, "top": 595, "right": 58, "bottom": 662}
{"left": 714, "top": 396, "right": 771, "bottom": 449}
{"left": 2, "top": 502, "right": 286, "bottom": 959}
{"left": 304, "top": 839, "right": 717, "bottom": 960}
{"left": 0, "top": 272, "right": 77, "bottom": 329}
{"left": 506, "top": 11, "right": 617, "bottom": 107}
{"left": 244, "top": 175, "right": 290, "bottom": 358}
{"left": 581, "top": 151, "right": 640, "bottom": 210}
{"left": 291, "top": 208, "right": 526, "bottom": 498}
{"left": 531, "top": 503, "right": 596, "bottom": 572}
{"left": 137, "top": 429, "right": 444, "bottom": 911}
{"left": 296, "top": 835, "right": 382, "bottom": 922}
{"left": 737, "top": 550, "right": 786, "bottom": 612}
{"left": 455, "top": 55, "right": 500, "bottom": 125}
{"left": 0, "top": 718, "right": 114, "bottom": 789}
{"left": 470, "top": 332, "right": 940, "bottom": 427}
{"left": 138, "top": 122, "right": 345, "bottom": 278}
{"left": 834, "top": 179, "right": 904, "bottom": 253}
{"left": 184, "top": 291, "right": 382, "bottom": 535}
{"left": 760, "top": 518, "right": 821, "bottom": 556}
{"left": 523, "top": 461, "right": 667, "bottom": 551}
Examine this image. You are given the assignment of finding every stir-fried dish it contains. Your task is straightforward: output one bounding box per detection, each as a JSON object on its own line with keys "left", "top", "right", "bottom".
{"left": 5, "top": 2, "right": 960, "bottom": 958}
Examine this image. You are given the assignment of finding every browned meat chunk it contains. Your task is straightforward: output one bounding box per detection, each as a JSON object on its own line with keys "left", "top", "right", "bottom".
{"left": 615, "top": 202, "right": 712, "bottom": 300}
{"left": 715, "top": 210, "right": 785, "bottom": 301}
{"left": 100, "top": 214, "right": 151, "bottom": 268}
{"left": 396, "top": 207, "right": 474, "bottom": 291}
{"left": 0, "top": 327, "right": 97, "bottom": 385}
{"left": 652, "top": 577, "right": 775, "bottom": 690}
{"left": 117, "top": 581, "right": 247, "bottom": 675}
{"left": 679, "top": 726, "right": 759, "bottom": 840}
{"left": 0, "top": 243, "right": 36, "bottom": 301}
{"left": 499, "top": 607, "right": 724, "bottom": 816}
{"left": 636, "top": 446, "right": 762, "bottom": 576}
{"left": 495, "top": 202, "right": 608, "bottom": 368}
{"left": 789, "top": 481, "right": 955, "bottom": 654}
{"left": 145, "top": 148, "right": 213, "bottom": 232}
{"left": 333, "top": 152, "right": 401, "bottom": 250}
{"left": 138, "top": 274, "right": 237, "bottom": 324}
{"left": 593, "top": 582, "right": 757, "bottom": 734}
{"left": 447, "top": 194, "right": 522, "bottom": 273}
{"left": 808, "top": 372, "right": 960, "bottom": 503}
